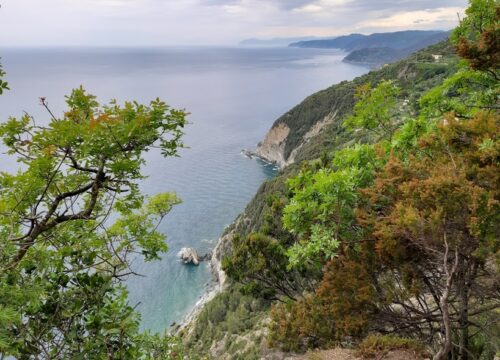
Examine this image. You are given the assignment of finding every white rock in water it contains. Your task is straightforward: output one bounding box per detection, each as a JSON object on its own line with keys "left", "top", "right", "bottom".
{"left": 178, "top": 247, "right": 200, "bottom": 266}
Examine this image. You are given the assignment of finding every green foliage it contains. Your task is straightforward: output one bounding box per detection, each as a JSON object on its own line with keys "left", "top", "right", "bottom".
{"left": 0, "top": 86, "right": 187, "bottom": 358}
{"left": 222, "top": 232, "right": 313, "bottom": 300}
{"left": 419, "top": 67, "right": 498, "bottom": 118}
{"left": 452, "top": 0, "right": 498, "bottom": 43}
{"left": 286, "top": 225, "right": 339, "bottom": 269}
{"left": 184, "top": 285, "right": 269, "bottom": 359}
{"left": 222, "top": 168, "right": 321, "bottom": 300}
{"left": 185, "top": 3, "right": 496, "bottom": 358}
{"left": 391, "top": 117, "right": 435, "bottom": 157}
{"left": 270, "top": 40, "right": 460, "bottom": 163}
{"left": 265, "top": 4, "right": 499, "bottom": 358}
{"left": 344, "top": 80, "right": 401, "bottom": 138}
{"left": 283, "top": 144, "right": 380, "bottom": 268}
{"left": 356, "top": 335, "right": 428, "bottom": 359}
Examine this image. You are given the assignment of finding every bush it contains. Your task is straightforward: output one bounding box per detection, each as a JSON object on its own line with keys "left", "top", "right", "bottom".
{"left": 356, "top": 335, "right": 428, "bottom": 359}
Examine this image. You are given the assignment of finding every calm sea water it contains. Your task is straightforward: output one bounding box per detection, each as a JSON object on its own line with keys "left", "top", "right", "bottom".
{"left": 0, "top": 47, "right": 368, "bottom": 332}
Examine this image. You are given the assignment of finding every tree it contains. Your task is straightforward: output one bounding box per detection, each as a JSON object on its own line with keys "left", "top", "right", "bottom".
{"left": 344, "top": 80, "right": 401, "bottom": 139}
{"left": 0, "top": 87, "right": 187, "bottom": 358}
{"left": 358, "top": 112, "right": 499, "bottom": 360}
{"left": 453, "top": 0, "right": 499, "bottom": 79}
{"left": 419, "top": 0, "right": 499, "bottom": 120}
{"left": 269, "top": 2, "right": 499, "bottom": 357}
{"left": 283, "top": 144, "right": 381, "bottom": 268}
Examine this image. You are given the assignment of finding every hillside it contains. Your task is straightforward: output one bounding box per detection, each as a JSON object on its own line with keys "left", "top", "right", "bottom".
{"left": 181, "top": 41, "right": 466, "bottom": 359}
{"left": 182, "top": 4, "right": 499, "bottom": 358}
{"left": 255, "top": 41, "right": 457, "bottom": 167}
{"left": 343, "top": 47, "right": 400, "bottom": 66}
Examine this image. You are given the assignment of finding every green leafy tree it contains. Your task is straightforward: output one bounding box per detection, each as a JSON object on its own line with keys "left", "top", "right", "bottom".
{"left": 269, "top": 2, "right": 499, "bottom": 358}
{"left": 344, "top": 80, "right": 401, "bottom": 139}
{"left": 421, "top": 0, "right": 499, "bottom": 119}
{"left": 453, "top": 0, "right": 499, "bottom": 78}
{"left": 419, "top": 68, "right": 498, "bottom": 118}
{"left": 283, "top": 144, "right": 380, "bottom": 268}
{"left": 0, "top": 87, "right": 187, "bottom": 358}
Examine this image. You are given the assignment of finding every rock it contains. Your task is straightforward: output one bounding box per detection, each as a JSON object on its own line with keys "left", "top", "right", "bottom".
{"left": 178, "top": 247, "right": 212, "bottom": 265}
{"left": 254, "top": 122, "right": 290, "bottom": 168}
{"left": 178, "top": 247, "right": 200, "bottom": 265}
{"left": 199, "top": 251, "right": 212, "bottom": 261}
{"left": 211, "top": 229, "right": 237, "bottom": 289}
{"left": 241, "top": 149, "right": 255, "bottom": 159}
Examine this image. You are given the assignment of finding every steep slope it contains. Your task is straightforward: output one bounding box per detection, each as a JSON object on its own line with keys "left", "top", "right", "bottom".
{"left": 183, "top": 41, "right": 461, "bottom": 359}
{"left": 255, "top": 41, "right": 457, "bottom": 167}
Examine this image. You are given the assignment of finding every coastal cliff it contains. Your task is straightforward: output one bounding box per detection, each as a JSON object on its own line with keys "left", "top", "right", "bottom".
{"left": 255, "top": 111, "right": 339, "bottom": 168}
{"left": 255, "top": 123, "right": 290, "bottom": 167}
{"left": 183, "top": 40, "right": 460, "bottom": 359}
{"left": 254, "top": 41, "right": 456, "bottom": 168}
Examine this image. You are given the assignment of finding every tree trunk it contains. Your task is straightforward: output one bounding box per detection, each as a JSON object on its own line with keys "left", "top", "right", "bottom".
{"left": 434, "top": 283, "right": 453, "bottom": 360}
{"left": 434, "top": 237, "right": 459, "bottom": 360}
{"left": 458, "top": 263, "right": 469, "bottom": 360}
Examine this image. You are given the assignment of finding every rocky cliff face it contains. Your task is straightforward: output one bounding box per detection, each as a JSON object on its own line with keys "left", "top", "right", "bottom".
{"left": 255, "top": 122, "right": 291, "bottom": 168}
{"left": 210, "top": 230, "right": 233, "bottom": 289}
{"left": 255, "top": 111, "right": 337, "bottom": 169}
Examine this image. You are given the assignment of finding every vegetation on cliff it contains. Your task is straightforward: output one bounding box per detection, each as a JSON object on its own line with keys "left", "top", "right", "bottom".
{"left": 264, "top": 40, "right": 458, "bottom": 164}
{"left": 0, "top": 1, "right": 497, "bottom": 359}
{"left": 187, "top": 1, "right": 499, "bottom": 359}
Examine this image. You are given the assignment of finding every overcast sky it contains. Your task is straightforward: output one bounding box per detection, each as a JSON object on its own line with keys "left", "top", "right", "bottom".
{"left": 0, "top": 0, "right": 468, "bottom": 46}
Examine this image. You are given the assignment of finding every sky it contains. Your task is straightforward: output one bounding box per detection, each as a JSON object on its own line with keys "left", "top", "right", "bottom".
{"left": 0, "top": 0, "right": 469, "bottom": 46}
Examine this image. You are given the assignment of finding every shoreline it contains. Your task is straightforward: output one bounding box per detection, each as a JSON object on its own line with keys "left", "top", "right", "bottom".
{"left": 175, "top": 275, "right": 220, "bottom": 333}
{"left": 174, "top": 230, "right": 233, "bottom": 333}
{"left": 241, "top": 149, "right": 283, "bottom": 170}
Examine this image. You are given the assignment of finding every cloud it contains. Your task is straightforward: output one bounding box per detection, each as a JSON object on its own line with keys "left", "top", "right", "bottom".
{"left": 201, "top": 0, "right": 313, "bottom": 10}
{"left": 0, "top": 0, "right": 468, "bottom": 46}
{"left": 360, "top": 7, "right": 464, "bottom": 29}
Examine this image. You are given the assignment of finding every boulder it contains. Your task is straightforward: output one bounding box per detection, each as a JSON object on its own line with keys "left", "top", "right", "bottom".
{"left": 178, "top": 247, "right": 200, "bottom": 265}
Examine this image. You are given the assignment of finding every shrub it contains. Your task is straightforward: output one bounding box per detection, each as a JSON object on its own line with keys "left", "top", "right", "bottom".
{"left": 356, "top": 335, "right": 428, "bottom": 359}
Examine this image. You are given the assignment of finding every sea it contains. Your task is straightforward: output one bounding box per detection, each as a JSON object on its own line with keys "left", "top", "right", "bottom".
{"left": 0, "top": 46, "right": 368, "bottom": 333}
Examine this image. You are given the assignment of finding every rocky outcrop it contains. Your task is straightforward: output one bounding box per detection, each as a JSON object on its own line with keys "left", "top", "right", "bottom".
{"left": 255, "top": 111, "right": 337, "bottom": 169}
{"left": 254, "top": 122, "right": 291, "bottom": 168}
{"left": 178, "top": 247, "right": 201, "bottom": 265}
{"left": 178, "top": 247, "right": 212, "bottom": 266}
{"left": 285, "top": 111, "right": 338, "bottom": 163}
{"left": 210, "top": 230, "right": 235, "bottom": 289}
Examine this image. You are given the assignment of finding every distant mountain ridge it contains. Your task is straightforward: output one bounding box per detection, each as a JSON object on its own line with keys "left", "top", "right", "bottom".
{"left": 290, "top": 30, "right": 450, "bottom": 67}
{"left": 289, "top": 30, "right": 448, "bottom": 50}
{"left": 240, "top": 36, "right": 325, "bottom": 47}
{"left": 344, "top": 31, "right": 451, "bottom": 66}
